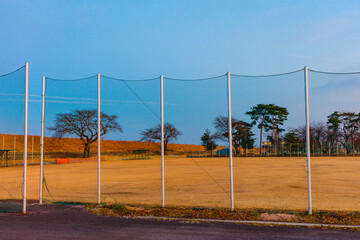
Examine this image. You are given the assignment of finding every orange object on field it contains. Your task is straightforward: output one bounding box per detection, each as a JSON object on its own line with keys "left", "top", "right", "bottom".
{"left": 56, "top": 158, "right": 70, "bottom": 164}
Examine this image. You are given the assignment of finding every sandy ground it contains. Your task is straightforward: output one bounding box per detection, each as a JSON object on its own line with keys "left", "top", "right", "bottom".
{"left": 0, "top": 156, "right": 360, "bottom": 211}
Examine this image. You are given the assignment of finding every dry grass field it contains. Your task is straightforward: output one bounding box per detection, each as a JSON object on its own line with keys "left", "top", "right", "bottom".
{"left": 0, "top": 134, "right": 207, "bottom": 154}
{"left": 0, "top": 156, "right": 360, "bottom": 211}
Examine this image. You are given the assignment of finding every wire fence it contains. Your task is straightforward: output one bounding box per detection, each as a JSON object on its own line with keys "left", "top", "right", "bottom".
{"left": 1, "top": 64, "right": 360, "bottom": 213}
{"left": 0, "top": 64, "right": 28, "bottom": 213}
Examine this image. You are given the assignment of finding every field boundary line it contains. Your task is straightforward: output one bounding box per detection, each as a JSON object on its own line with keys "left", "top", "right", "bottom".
{"left": 127, "top": 216, "right": 360, "bottom": 229}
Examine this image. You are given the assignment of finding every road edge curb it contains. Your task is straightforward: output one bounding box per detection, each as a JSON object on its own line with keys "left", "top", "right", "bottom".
{"left": 126, "top": 215, "right": 360, "bottom": 229}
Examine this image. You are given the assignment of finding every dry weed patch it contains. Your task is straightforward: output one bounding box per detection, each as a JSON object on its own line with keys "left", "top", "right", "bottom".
{"left": 87, "top": 204, "right": 360, "bottom": 226}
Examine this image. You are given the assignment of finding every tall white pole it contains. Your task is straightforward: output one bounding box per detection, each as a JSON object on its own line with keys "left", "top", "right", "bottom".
{"left": 304, "top": 66, "right": 312, "bottom": 215}
{"left": 97, "top": 73, "right": 101, "bottom": 204}
{"left": 39, "top": 76, "right": 45, "bottom": 204}
{"left": 227, "top": 72, "right": 234, "bottom": 211}
{"left": 23, "top": 62, "right": 29, "bottom": 213}
{"left": 160, "top": 75, "right": 165, "bottom": 207}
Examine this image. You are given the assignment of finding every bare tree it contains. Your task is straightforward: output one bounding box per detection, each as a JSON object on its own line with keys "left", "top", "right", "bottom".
{"left": 297, "top": 121, "right": 344, "bottom": 154}
{"left": 140, "top": 123, "right": 181, "bottom": 153}
{"left": 49, "top": 109, "right": 122, "bottom": 158}
{"left": 213, "top": 115, "right": 255, "bottom": 155}
{"left": 298, "top": 125, "right": 315, "bottom": 144}
{"left": 327, "top": 111, "right": 360, "bottom": 153}
{"left": 312, "top": 122, "right": 327, "bottom": 144}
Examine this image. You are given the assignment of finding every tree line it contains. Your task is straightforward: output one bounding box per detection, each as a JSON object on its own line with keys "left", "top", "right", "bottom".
{"left": 49, "top": 107, "right": 360, "bottom": 158}
{"left": 201, "top": 104, "right": 289, "bottom": 155}
{"left": 284, "top": 112, "right": 360, "bottom": 154}
{"left": 201, "top": 105, "right": 360, "bottom": 155}
{"left": 49, "top": 109, "right": 182, "bottom": 157}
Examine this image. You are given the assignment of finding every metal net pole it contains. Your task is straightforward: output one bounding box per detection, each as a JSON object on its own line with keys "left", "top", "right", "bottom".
{"left": 227, "top": 72, "right": 234, "bottom": 211}
{"left": 22, "top": 62, "right": 29, "bottom": 213}
{"left": 39, "top": 76, "right": 45, "bottom": 204}
{"left": 97, "top": 73, "right": 101, "bottom": 204}
{"left": 161, "top": 75, "right": 165, "bottom": 207}
{"left": 304, "top": 66, "right": 312, "bottom": 215}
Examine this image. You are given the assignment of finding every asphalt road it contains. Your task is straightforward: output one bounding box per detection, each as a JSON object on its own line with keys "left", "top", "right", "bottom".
{"left": 0, "top": 204, "right": 360, "bottom": 240}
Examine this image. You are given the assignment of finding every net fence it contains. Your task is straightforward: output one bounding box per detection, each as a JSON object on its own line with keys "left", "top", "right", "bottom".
{"left": 100, "top": 75, "right": 161, "bottom": 205}
{"left": 230, "top": 70, "right": 307, "bottom": 210}
{"left": 3, "top": 66, "right": 355, "bottom": 212}
{"left": 164, "top": 75, "right": 229, "bottom": 208}
{"left": 42, "top": 75, "right": 98, "bottom": 203}
{"left": 308, "top": 69, "right": 360, "bottom": 211}
{"left": 0, "top": 65, "right": 25, "bottom": 212}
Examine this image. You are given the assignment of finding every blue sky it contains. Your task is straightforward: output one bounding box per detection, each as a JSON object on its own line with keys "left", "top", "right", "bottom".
{"left": 1, "top": 0, "right": 360, "bottom": 145}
